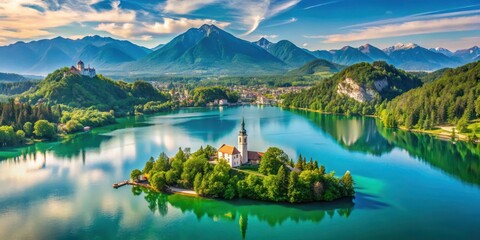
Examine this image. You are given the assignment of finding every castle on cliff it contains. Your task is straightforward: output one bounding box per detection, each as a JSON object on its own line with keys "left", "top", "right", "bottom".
{"left": 69, "top": 60, "right": 96, "bottom": 78}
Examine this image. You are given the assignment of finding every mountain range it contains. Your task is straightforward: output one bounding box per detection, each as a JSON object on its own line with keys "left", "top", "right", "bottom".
{"left": 0, "top": 24, "right": 478, "bottom": 75}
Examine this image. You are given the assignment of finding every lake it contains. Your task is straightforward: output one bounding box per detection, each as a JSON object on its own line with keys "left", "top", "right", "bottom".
{"left": 0, "top": 106, "right": 479, "bottom": 239}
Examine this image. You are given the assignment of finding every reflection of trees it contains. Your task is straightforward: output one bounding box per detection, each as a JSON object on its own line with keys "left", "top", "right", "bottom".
{"left": 174, "top": 115, "right": 237, "bottom": 143}
{"left": 133, "top": 187, "right": 354, "bottom": 239}
{"left": 377, "top": 124, "right": 480, "bottom": 186}
{"left": 290, "top": 110, "right": 394, "bottom": 156}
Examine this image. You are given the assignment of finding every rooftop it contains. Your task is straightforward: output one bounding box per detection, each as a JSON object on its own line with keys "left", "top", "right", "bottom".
{"left": 218, "top": 144, "right": 240, "bottom": 155}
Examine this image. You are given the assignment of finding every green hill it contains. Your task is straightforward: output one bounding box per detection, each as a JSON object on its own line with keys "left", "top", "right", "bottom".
{"left": 381, "top": 61, "right": 480, "bottom": 129}
{"left": 0, "top": 72, "right": 28, "bottom": 82}
{"left": 20, "top": 68, "right": 169, "bottom": 114}
{"left": 282, "top": 61, "right": 421, "bottom": 115}
{"left": 287, "top": 59, "right": 344, "bottom": 75}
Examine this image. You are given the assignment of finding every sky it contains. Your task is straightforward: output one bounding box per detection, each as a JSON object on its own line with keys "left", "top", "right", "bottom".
{"left": 0, "top": 0, "right": 479, "bottom": 50}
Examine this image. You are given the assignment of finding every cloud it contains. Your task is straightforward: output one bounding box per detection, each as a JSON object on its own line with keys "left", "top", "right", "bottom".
{"left": 264, "top": 17, "right": 298, "bottom": 28}
{"left": 323, "top": 15, "right": 480, "bottom": 43}
{"left": 0, "top": 0, "right": 135, "bottom": 41}
{"left": 95, "top": 18, "right": 230, "bottom": 39}
{"left": 302, "top": 43, "right": 308, "bottom": 47}
{"left": 304, "top": 0, "right": 342, "bottom": 10}
{"left": 163, "top": 0, "right": 220, "bottom": 14}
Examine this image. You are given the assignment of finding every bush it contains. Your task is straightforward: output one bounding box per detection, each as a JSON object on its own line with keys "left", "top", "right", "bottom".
{"left": 33, "top": 120, "right": 56, "bottom": 139}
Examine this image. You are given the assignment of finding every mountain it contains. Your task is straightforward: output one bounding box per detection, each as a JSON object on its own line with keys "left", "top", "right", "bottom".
{"left": 429, "top": 47, "right": 454, "bottom": 57}
{"left": 132, "top": 24, "right": 285, "bottom": 75}
{"left": 384, "top": 43, "right": 459, "bottom": 70}
{"left": 358, "top": 44, "right": 391, "bottom": 62}
{"left": 330, "top": 46, "right": 373, "bottom": 65}
{"left": 453, "top": 46, "right": 480, "bottom": 63}
{"left": 383, "top": 61, "right": 480, "bottom": 129}
{"left": 287, "top": 59, "right": 343, "bottom": 75}
{"left": 307, "top": 50, "right": 333, "bottom": 61}
{"left": 0, "top": 36, "right": 151, "bottom": 75}
{"left": 254, "top": 37, "right": 274, "bottom": 49}
{"left": 0, "top": 72, "right": 29, "bottom": 82}
{"left": 282, "top": 61, "right": 422, "bottom": 115}
{"left": 254, "top": 39, "right": 317, "bottom": 67}
{"left": 21, "top": 68, "right": 169, "bottom": 113}
{"left": 151, "top": 44, "right": 165, "bottom": 51}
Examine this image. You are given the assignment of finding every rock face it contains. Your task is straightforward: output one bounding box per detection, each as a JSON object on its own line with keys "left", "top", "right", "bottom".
{"left": 337, "top": 78, "right": 388, "bottom": 102}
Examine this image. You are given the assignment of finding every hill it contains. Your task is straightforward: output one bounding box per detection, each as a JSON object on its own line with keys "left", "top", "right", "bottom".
{"left": 132, "top": 24, "right": 285, "bottom": 75}
{"left": 282, "top": 61, "right": 422, "bottom": 115}
{"left": 0, "top": 36, "right": 151, "bottom": 75}
{"left": 329, "top": 46, "right": 373, "bottom": 65}
{"left": 287, "top": 59, "right": 343, "bottom": 75}
{"left": 0, "top": 72, "right": 29, "bottom": 82}
{"left": 381, "top": 62, "right": 480, "bottom": 130}
{"left": 20, "top": 68, "right": 169, "bottom": 114}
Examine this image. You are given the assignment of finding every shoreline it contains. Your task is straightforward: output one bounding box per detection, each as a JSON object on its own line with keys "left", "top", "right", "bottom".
{"left": 282, "top": 106, "right": 477, "bottom": 144}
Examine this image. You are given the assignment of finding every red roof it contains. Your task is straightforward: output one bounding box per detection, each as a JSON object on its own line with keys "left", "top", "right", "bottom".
{"left": 218, "top": 144, "right": 240, "bottom": 155}
{"left": 248, "top": 151, "right": 263, "bottom": 161}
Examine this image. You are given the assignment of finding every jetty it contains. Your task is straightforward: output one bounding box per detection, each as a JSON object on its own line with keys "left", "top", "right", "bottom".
{"left": 112, "top": 180, "right": 129, "bottom": 188}
{"left": 112, "top": 180, "right": 198, "bottom": 196}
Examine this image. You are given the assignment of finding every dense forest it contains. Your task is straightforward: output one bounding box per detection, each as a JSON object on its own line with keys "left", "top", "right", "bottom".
{"left": 131, "top": 146, "right": 354, "bottom": 203}
{"left": 0, "top": 81, "right": 38, "bottom": 95}
{"left": 380, "top": 61, "right": 480, "bottom": 131}
{"left": 282, "top": 61, "right": 421, "bottom": 115}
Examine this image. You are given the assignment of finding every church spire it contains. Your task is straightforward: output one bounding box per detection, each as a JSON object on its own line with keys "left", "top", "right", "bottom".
{"left": 239, "top": 110, "right": 246, "bottom": 135}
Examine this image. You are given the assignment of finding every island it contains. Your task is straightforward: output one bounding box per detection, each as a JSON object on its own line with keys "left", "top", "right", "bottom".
{"left": 124, "top": 117, "right": 354, "bottom": 203}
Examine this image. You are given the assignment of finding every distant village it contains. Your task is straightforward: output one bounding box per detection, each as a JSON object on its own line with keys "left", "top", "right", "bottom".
{"left": 152, "top": 82, "right": 308, "bottom": 106}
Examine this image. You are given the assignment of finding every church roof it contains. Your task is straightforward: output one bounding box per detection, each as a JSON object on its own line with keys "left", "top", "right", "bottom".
{"left": 218, "top": 144, "right": 240, "bottom": 155}
{"left": 248, "top": 151, "right": 263, "bottom": 161}
{"left": 77, "top": 60, "right": 84, "bottom": 64}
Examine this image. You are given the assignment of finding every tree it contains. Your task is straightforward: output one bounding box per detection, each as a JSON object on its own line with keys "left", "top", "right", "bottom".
{"left": 23, "top": 122, "right": 33, "bottom": 137}
{"left": 0, "top": 125, "right": 15, "bottom": 147}
{"left": 457, "top": 118, "right": 469, "bottom": 133}
{"left": 340, "top": 171, "right": 355, "bottom": 196}
{"left": 150, "top": 172, "right": 166, "bottom": 191}
{"left": 65, "top": 119, "right": 84, "bottom": 133}
{"left": 33, "top": 120, "right": 56, "bottom": 139}
{"left": 287, "top": 171, "right": 302, "bottom": 203}
{"left": 143, "top": 157, "right": 155, "bottom": 174}
{"left": 15, "top": 130, "right": 25, "bottom": 144}
{"left": 259, "top": 147, "right": 288, "bottom": 175}
{"left": 130, "top": 169, "right": 142, "bottom": 181}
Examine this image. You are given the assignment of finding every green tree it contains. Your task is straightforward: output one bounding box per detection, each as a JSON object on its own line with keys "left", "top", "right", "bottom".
{"left": 259, "top": 147, "right": 288, "bottom": 175}
{"left": 33, "top": 120, "right": 56, "bottom": 139}
{"left": 287, "top": 171, "right": 302, "bottom": 203}
{"left": 150, "top": 172, "right": 166, "bottom": 191}
{"left": 143, "top": 157, "right": 155, "bottom": 174}
{"left": 340, "top": 171, "right": 355, "bottom": 196}
{"left": 23, "top": 122, "right": 33, "bottom": 137}
{"left": 65, "top": 119, "right": 84, "bottom": 133}
{"left": 130, "top": 169, "right": 142, "bottom": 181}
{"left": 15, "top": 130, "right": 25, "bottom": 144}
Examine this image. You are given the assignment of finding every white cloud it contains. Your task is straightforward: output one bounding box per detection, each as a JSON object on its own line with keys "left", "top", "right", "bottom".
{"left": 302, "top": 43, "right": 308, "bottom": 47}
{"left": 95, "top": 18, "right": 230, "bottom": 39}
{"left": 324, "top": 15, "right": 480, "bottom": 43}
{"left": 0, "top": 0, "right": 135, "bottom": 41}
{"left": 163, "top": 0, "right": 220, "bottom": 14}
{"left": 264, "top": 17, "right": 298, "bottom": 28}
{"left": 304, "top": 0, "right": 341, "bottom": 10}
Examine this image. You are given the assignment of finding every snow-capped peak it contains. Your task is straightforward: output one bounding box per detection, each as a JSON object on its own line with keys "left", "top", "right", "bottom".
{"left": 383, "top": 43, "right": 419, "bottom": 53}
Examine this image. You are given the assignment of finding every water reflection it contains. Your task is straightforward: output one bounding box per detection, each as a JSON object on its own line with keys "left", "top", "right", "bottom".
{"left": 132, "top": 186, "right": 354, "bottom": 239}
{"left": 290, "top": 110, "right": 394, "bottom": 156}
{"left": 377, "top": 124, "right": 480, "bottom": 186}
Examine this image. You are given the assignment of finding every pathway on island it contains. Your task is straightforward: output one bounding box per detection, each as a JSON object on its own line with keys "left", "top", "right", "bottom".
{"left": 167, "top": 186, "right": 198, "bottom": 196}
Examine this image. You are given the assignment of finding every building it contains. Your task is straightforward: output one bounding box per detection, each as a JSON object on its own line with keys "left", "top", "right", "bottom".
{"left": 217, "top": 116, "right": 264, "bottom": 167}
{"left": 69, "top": 60, "right": 96, "bottom": 78}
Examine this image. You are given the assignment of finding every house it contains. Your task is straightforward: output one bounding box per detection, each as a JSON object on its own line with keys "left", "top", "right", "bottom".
{"left": 218, "top": 144, "right": 242, "bottom": 167}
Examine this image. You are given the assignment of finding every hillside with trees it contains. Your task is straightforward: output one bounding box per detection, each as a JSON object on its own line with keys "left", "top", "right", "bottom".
{"left": 282, "top": 61, "right": 421, "bottom": 115}
{"left": 20, "top": 68, "right": 171, "bottom": 115}
{"left": 380, "top": 61, "right": 480, "bottom": 132}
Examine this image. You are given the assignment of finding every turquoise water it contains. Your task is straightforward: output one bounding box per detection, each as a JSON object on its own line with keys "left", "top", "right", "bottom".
{"left": 0, "top": 106, "right": 479, "bottom": 239}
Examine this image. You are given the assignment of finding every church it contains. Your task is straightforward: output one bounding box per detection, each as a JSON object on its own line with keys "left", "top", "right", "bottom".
{"left": 69, "top": 60, "right": 96, "bottom": 78}
{"left": 217, "top": 117, "right": 263, "bottom": 167}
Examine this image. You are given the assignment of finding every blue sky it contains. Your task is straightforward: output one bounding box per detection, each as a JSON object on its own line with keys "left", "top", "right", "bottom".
{"left": 1, "top": 0, "right": 479, "bottom": 50}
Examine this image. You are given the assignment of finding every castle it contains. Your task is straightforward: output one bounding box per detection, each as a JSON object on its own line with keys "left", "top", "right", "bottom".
{"left": 217, "top": 117, "right": 263, "bottom": 167}
{"left": 69, "top": 60, "right": 96, "bottom": 78}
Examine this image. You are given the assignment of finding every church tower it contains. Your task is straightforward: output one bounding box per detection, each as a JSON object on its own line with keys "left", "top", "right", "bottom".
{"left": 238, "top": 116, "right": 248, "bottom": 164}
{"left": 77, "top": 60, "right": 85, "bottom": 72}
